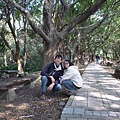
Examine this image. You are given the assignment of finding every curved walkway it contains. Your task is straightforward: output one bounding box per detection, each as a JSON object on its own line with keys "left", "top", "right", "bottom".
{"left": 60, "top": 62, "right": 120, "bottom": 120}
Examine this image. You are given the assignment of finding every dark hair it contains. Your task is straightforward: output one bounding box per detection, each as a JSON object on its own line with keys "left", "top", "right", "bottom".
{"left": 64, "top": 59, "right": 73, "bottom": 66}
{"left": 55, "top": 54, "right": 63, "bottom": 60}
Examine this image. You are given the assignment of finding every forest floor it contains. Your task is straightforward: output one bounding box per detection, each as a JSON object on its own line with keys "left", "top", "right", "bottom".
{"left": 0, "top": 63, "right": 120, "bottom": 120}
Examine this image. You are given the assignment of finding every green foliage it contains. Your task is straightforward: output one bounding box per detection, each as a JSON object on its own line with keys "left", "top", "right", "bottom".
{"left": 0, "top": 36, "right": 5, "bottom": 52}
{"left": 0, "top": 58, "right": 42, "bottom": 72}
{"left": 25, "top": 59, "right": 42, "bottom": 72}
{"left": 0, "top": 63, "right": 17, "bottom": 70}
{"left": 27, "top": 29, "right": 40, "bottom": 39}
{"left": 15, "top": 10, "right": 21, "bottom": 21}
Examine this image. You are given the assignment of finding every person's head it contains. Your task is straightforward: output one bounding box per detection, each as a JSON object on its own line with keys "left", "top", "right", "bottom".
{"left": 64, "top": 59, "right": 73, "bottom": 69}
{"left": 54, "top": 54, "right": 63, "bottom": 66}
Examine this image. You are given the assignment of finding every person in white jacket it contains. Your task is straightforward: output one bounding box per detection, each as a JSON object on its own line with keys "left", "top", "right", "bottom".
{"left": 60, "top": 60, "right": 82, "bottom": 95}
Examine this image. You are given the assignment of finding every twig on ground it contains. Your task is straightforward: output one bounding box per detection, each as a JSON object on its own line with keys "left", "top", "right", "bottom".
{"left": 19, "top": 115, "right": 34, "bottom": 118}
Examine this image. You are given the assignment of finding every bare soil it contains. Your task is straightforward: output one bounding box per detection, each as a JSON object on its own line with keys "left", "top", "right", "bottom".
{"left": 0, "top": 63, "right": 119, "bottom": 120}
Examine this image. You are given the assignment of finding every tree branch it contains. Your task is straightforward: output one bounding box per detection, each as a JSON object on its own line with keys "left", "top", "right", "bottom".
{"left": 63, "top": 0, "right": 107, "bottom": 35}
{"left": 60, "top": 0, "right": 69, "bottom": 9}
{"left": 1, "top": 22, "right": 15, "bottom": 57}
{"left": 6, "top": 0, "right": 50, "bottom": 43}
{"left": 70, "top": 12, "right": 108, "bottom": 33}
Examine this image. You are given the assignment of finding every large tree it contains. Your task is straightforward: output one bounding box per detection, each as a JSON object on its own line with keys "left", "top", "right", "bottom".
{"left": 4, "top": 0, "right": 107, "bottom": 67}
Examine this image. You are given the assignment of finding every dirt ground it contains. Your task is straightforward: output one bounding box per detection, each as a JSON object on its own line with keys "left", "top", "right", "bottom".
{"left": 0, "top": 63, "right": 119, "bottom": 120}
{"left": 101, "top": 64, "right": 120, "bottom": 80}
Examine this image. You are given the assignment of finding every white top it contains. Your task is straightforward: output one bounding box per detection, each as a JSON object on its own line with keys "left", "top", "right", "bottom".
{"left": 60, "top": 66, "right": 83, "bottom": 87}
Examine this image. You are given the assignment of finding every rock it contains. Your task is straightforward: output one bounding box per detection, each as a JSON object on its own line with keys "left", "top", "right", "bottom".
{"left": 1, "top": 73, "right": 9, "bottom": 79}
{"left": 59, "top": 101, "right": 66, "bottom": 106}
{"left": 115, "top": 65, "right": 120, "bottom": 74}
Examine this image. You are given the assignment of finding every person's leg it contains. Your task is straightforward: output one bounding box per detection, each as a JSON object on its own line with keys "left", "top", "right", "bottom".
{"left": 40, "top": 76, "right": 49, "bottom": 100}
{"left": 41, "top": 76, "right": 48, "bottom": 93}
{"left": 61, "top": 80, "right": 77, "bottom": 93}
{"left": 54, "top": 84, "right": 62, "bottom": 91}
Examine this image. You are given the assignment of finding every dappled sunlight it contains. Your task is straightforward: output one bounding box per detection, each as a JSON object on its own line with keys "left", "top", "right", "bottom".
{"left": 86, "top": 85, "right": 97, "bottom": 90}
{"left": 74, "top": 96, "right": 86, "bottom": 101}
{"left": 0, "top": 102, "right": 31, "bottom": 119}
{"left": 105, "top": 94, "right": 120, "bottom": 101}
{"left": 81, "top": 62, "right": 120, "bottom": 109}
{"left": 62, "top": 62, "right": 120, "bottom": 119}
{"left": 110, "top": 103, "right": 120, "bottom": 108}
{"left": 5, "top": 102, "right": 30, "bottom": 110}
{"left": 0, "top": 111, "right": 11, "bottom": 118}
{"left": 5, "top": 103, "right": 15, "bottom": 108}
{"left": 0, "top": 113, "right": 5, "bottom": 118}
{"left": 72, "top": 96, "right": 87, "bottom": 107}
{"left": 17, "top": 103, "right": 30, "bottom": 110}
{"left": 89, "top": 92, "right": 101, "bottom": 98}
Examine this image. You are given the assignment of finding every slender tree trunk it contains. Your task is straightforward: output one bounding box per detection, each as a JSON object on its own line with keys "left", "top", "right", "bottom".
{"left": 23, "top": 16, "right": 27, "bottom": 72}
{"left": 1, "top": 5, "right": 24, "bottom": 74}
{"left": 17, "top": 59, "right": 23, "bottom": 74}
{"left": 4, "top": 53, "right": 7, "bottom": 66}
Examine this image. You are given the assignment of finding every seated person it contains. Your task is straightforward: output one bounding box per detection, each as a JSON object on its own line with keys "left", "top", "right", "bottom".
{"left": 40, "top": 54, "right": 64, "bottom": 100}
{"left": 60, "top": 60, "right": 82, "bottom": 95}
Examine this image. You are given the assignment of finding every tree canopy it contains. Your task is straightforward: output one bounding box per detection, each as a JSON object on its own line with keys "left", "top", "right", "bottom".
{"left": 0, "top": 0, "right": 119, "bottom": 72}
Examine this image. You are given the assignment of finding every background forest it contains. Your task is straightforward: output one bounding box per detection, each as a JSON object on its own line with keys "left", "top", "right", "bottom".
{"left": 0, "top": 0, "right": 120, "bottom": 74}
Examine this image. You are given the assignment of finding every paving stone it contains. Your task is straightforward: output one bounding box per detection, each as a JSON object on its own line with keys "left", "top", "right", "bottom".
{"left": 106, "top": 94, "right": 120, "bottom": 101}
{"left": 66, "top": 118, "right": 87, "bottom": 120}
{"left": 92, "top": 111, "right": 101, "bottom": 116}
{"left": 59, "top": 101, "right": 66, "bottom": 106}
{"left": 74, "top": 108, "right": 85, "bottom": 115}
{"left": 88, "top": 100, "right": 103, "bottom": 108}
{"left": 103, "top": 104, "right": 111, "bottom": 109}
{"left": 109, "top": 103, "right": 120, "bottom": 109}
{"left": 100, "top": 111, "right": 109, "bottom": 117}
{"left": 77, "top": 92, "right": 87, "bottom": 97}
{"left": 115, "top": 112, "right": 120, "bottom": 117}
{"left": 108, "top": 111, "right": 117, "bottom": 117}
{"left": 101, "top": 94, "right": 107, "bottom": 99}
{"left": 71, "top": 96, "right": 87, "bottom": 107}
{"left": 62, "top": 108, "right": 73, "bottom": 115}
{"left": 65, "top": 96, "right": 74, "bottom": 106}
{"left": 60, "top": 118, "right": 66, "bottom": 120}
{"left": 72, "top": 100, "right": 87, "bottom": 107}
{"left": 73, "top": 96, "right": 87, "bottom": 101}
{"left": 85, "top": 110, "right": 93, "bottom": 116}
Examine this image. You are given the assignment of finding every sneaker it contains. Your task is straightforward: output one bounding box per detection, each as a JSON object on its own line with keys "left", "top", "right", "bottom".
{"left": 67, "top": 90, "right": 78, "bottom": 96}
{"left": 40, "top": 94, "right": 45, "bottom": 100}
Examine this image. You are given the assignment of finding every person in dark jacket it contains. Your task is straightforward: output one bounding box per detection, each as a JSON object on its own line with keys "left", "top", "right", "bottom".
{"left": 96, "top": 54, "right": 100, "bottom": 64}
{"left": 40, "top": 54, "right": 64, "bottom": 100}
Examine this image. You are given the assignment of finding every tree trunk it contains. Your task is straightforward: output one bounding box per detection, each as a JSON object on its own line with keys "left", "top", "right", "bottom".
{"left": 4, "top": 53, "right": 7, "bottom": 66}
{"left": 1, "top": 5, "right": 24, "bottom": 74}
{"left": 23, "top": 16, "right": 27, "bottom": 72}
{"left": 42, "top": 41, "right": 63, "bottom": 68}
{"left": 17, "top": 59, "right": 24, "bottom": 74}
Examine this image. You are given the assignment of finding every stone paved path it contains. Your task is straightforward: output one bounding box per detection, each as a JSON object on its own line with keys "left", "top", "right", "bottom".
{"left": 60, "top": 62, "right": 120, "bottom": 120}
